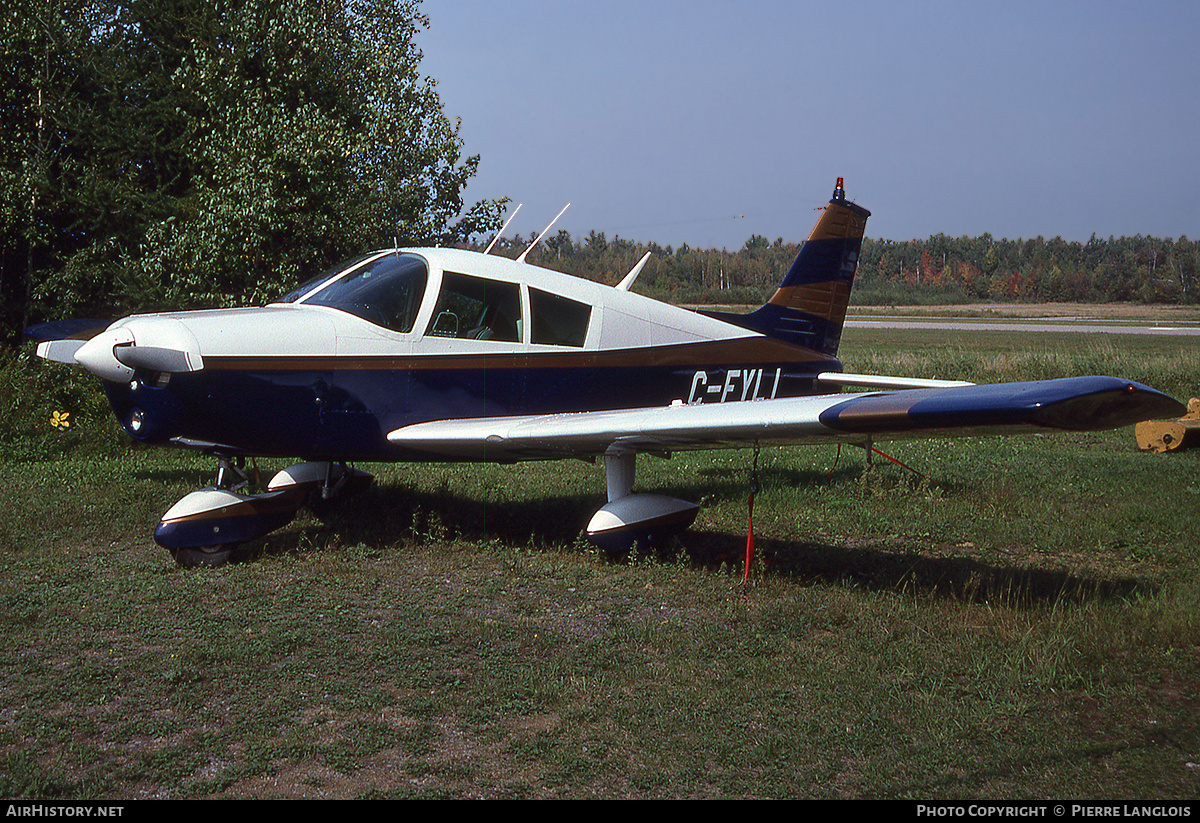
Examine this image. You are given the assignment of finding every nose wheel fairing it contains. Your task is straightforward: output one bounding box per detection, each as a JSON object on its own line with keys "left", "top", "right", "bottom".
{"left": 154, "top": 461, "right": 373, "bottom": 566}
{"left": 154, "top": 486, "right": 305, "bottom": 551}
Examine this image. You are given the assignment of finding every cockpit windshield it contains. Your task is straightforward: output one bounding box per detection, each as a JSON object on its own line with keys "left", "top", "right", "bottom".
{"left": 276, "top": 252, "right": 380, "bottom": 304}
{"left": 296, "top": 253, "right": 429, "bottom": 333}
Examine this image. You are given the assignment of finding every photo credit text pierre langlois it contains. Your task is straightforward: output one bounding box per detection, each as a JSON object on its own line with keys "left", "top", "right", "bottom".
{"left": 916, "top": 808, "right": 1192, "bottom": 819}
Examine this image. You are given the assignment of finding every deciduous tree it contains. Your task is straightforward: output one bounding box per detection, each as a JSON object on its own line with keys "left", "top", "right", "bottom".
{"left": 2, "top": 0, "right": 504, "bottom": 342}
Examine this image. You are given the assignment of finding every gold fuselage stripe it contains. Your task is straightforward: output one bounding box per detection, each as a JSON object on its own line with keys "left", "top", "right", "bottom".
{"left": 767, "top": 280, "right": 853, "bottom": 321}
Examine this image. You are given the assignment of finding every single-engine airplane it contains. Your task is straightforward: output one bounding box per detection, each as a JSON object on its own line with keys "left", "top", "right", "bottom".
{"left": 29, "top": 179, "right": 1185, "bottom": 567}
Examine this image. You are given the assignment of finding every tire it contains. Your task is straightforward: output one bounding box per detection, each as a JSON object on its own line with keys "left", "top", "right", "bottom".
{"left": 171, "top": 544, "right": 239, "bottom": 568}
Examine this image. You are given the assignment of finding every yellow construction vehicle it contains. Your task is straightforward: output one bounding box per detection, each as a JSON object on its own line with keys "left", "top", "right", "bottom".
{"left": 1136, "top": 397, "right": 1200, "bottom": 452}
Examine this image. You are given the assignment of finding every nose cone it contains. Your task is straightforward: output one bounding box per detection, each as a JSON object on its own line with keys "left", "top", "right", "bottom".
{"left": 74, "top": 326, "right": 135, "bottom": 382}
{"left": 72, "top": 318, "right": 205, "bottom": 382}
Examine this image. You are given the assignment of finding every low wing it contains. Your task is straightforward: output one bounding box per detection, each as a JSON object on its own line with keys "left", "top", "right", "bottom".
{"left": 388, "top": 375, "right": 1184, "bottom": 462}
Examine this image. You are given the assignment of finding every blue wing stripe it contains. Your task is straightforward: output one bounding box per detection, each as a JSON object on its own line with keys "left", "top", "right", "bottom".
{"left": 818, "top": 376, "right": 1182, "bottom": 434}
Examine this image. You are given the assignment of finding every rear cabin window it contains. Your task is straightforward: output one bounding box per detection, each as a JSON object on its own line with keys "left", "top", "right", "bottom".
{"left": 300, "top": 253, "right": 428, "bottom": 333}
{"left": 426, "top": 272, "right": 521, "bottom": 342}
{"left": 530, "top": 288, "right": 591, "bottom": 347}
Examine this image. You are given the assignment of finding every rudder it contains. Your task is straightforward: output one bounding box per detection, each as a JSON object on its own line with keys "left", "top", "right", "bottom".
{"left": 704, "top": 179, "right": 870, "bottom": 356}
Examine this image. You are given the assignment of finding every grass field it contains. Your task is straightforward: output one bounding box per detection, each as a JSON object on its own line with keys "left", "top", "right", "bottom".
{"left": 2, "top": 311, "right": 1199, "bottom": 799}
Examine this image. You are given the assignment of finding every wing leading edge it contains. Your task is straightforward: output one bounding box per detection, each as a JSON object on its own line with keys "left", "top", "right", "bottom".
{"left": 388, "top": 376, "right": 1185, "bottom": 462}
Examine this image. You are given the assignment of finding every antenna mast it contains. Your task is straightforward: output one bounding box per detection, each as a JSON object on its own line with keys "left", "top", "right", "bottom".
{"left": 484, "top": 204, "right": 522, "bottom": 255}
{"left": 517, "top": 204, "right": 570, "bottom": 263}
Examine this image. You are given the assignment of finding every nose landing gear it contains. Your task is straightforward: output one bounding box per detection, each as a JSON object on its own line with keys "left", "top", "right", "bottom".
{"left": 155, "top": 457, "right": 373, "bottom": 567}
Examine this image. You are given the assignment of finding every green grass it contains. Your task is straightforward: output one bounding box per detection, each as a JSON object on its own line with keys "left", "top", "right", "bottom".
{"left": 1, "top": 322, "right": 1199, "bottom": 799}
{"left": 841, "top": 329, "right": 1200, "bottom": 401}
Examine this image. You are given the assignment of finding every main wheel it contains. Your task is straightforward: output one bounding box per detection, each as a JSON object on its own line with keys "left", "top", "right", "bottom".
{"left": 171, "top": 543, "right": 240, "bottom": 568}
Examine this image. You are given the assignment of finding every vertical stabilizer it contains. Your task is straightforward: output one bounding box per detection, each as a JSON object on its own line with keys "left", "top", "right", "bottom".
{"left": 703, "top": 179, "right": 870, "bottom": 356}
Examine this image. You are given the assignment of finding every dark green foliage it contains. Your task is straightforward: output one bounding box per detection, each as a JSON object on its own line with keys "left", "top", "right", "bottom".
{"left": 1, "top": 0, "right": 505, "bottom": 342}
{"left": 0, "top": 348, "right": 122, "bottom": 461}
{"left": 504, "top": 229, "right": 1200, "bottom": 308}
{"left": 856, "top": 233, "right": 1198, "bottom": 305}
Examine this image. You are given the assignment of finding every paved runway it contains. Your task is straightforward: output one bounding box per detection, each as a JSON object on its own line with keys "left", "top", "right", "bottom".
{"left": 845, "top": 319, "right": 1200, "bottom": 336}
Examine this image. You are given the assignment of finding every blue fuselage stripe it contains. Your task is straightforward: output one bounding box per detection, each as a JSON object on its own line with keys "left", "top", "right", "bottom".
{"left": 105, "top": 355, "right": 839, "bottom": 461}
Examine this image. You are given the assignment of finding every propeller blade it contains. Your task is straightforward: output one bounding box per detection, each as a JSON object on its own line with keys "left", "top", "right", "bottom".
{"left": 114, "top": 344, "right": 204, "bottom": 373}
{"left": 36, "top": 339, "right": 88, "bottom": 364}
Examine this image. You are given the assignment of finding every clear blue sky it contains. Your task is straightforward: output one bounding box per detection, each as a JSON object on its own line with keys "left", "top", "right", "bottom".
{"left": 417, "top": 0, "right": 1200, "bottom": 249}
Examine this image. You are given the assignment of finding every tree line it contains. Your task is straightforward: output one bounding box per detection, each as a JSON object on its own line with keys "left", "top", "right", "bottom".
{"left": 491, "top": 229, "right": 1200, "bottom": 308}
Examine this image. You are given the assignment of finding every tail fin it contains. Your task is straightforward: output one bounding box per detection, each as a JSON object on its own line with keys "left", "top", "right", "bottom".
{"left": 704, "top": 178, "right": 870, "bottom": 356}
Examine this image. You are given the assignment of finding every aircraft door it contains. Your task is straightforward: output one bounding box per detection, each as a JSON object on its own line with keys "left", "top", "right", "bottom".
{"left": 417, "top": 271, "right": 528, "bottom": 417}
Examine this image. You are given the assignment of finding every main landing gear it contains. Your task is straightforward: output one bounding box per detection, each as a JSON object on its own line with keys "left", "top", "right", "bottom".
{"left": 154, "top": 458, "right": 373, "bottom": 568}
{"left": 584, "top": 450, "right": 699, "bottom": 556}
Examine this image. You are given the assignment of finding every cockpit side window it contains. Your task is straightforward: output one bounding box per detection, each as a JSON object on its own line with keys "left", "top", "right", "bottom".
{"left": 426, "top": 272, "right": 521, "bottom": 342}
{"left": 300, "top": 253, "right": 428, "bottom": 333}
{"left": 530, "top": 288, "right": 591, "bottom": 347}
